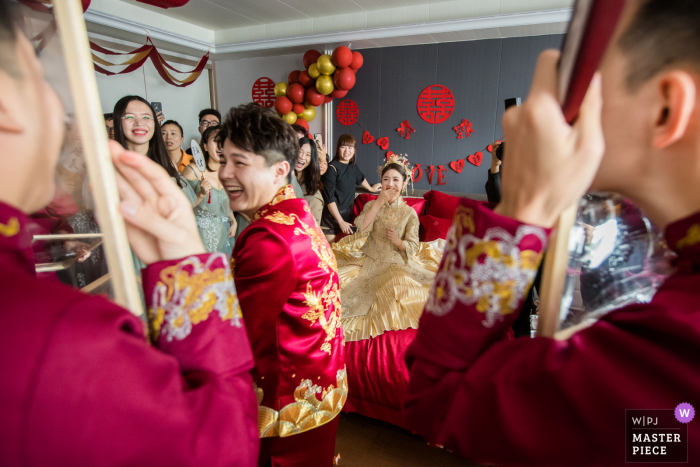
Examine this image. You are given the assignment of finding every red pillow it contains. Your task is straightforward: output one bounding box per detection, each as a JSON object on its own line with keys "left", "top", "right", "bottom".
{"left": 352, "top": 194, "right": 427, "bottom": 220}
{"left": 419, "top": 215, "right": 452, "bottom": 242}
{"left": 423, "top": 190, "right": 461, "bottom": 220}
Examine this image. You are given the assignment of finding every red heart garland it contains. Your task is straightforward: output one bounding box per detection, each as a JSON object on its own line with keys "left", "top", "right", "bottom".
{"left": 467, "top": 152, "right": 483, "bottom": 167}
{"left": 449, "top": 159, "right": 465, "bottom": 173}
{"left": 376, "top": 137, "right": 389, "bottom": 150}
{"left": 386, "top": 151, "right": 395, "bottom": 160}
{"left": 362, "top": 131, "right": 375, "bottom": 144}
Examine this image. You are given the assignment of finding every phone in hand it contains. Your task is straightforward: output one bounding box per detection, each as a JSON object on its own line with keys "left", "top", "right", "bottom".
{"left": 151, "top": 101, "right": 163, "bottom": 116}
{"left": 313, "top": 133, "right": 323, "bottom": 147}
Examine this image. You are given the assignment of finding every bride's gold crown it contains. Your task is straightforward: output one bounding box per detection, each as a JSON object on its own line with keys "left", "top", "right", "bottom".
{"left": 382, "top": 154, "right": 412, "bottom": 174}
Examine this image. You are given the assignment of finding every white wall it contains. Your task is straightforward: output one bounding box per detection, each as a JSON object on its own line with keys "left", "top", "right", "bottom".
{"left": 94, "top": 60, "right": 211, "bottom": 146}
{"left": 214, "top": 53, "right": 324, "bottom": 136}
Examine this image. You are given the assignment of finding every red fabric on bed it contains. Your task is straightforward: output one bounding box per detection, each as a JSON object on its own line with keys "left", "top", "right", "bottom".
{"left": 342, "top": 329, "right": 418, "bottom": 430}
{"left": 352, "top": 194, "right": 427, "bottom": 220}
{"left": 419, "top": 215, "right": 452, "bottom": 242}
{"left": 423, "top": 190, "right": 461, "bottom": 219}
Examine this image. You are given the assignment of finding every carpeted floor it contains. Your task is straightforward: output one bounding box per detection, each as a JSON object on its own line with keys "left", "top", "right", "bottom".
{"left": 333, "top": 413, "right": 483, "bottom": 467}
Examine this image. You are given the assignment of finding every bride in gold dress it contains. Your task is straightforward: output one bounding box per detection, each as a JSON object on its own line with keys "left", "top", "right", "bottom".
{"left": 333, "top": 156, "right": 445, "bottom": 342}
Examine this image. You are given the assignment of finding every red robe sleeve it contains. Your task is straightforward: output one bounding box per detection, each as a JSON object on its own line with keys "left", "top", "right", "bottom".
{"left": 233, "top": 226, "right": 297, "bottom": 353}
{"left": 404, "top": 199, "right": 700, "bottom": 465}
{"left": 24, "top": 253, "right": 259, "bottom": 466}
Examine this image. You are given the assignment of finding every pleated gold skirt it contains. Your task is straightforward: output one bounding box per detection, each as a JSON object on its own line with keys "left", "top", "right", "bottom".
{"left": 333, "top": 233, "right": 444, "bottom": 342}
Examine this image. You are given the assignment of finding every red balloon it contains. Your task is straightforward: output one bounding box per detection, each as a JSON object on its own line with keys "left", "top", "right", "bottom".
{"left": 296, "top": 118, "right": 309, "bottom": 130}
{"left": 292, "top": 103, "right": 305, "bottom": 114}
{"left": 288, "top": 70, "right": 301, "bottom": 84}
{"left": 303, "top": 49, "right": 322, "bottom": 69}
{"left": 274, "top": 96, "right": 293, "bottom": 115}
{"left": 324, "top": 96, "right": 334, "bottom": 104}
{"left": 298, "top": 70, "right": 314, "bottom": 88}
{"left": 286, "top": 83, "right": 305, "bottom": 104}
{"left": 350, "top": 51, "right": 364, "bottom": 70}
{"left": 331, "top": 88, "right": 348, "bottom": 99}
{"left": 305, "top": 87, "right": 325, "bottom": 107}
{"left": 332, "top": 46, "right": 353, "bottom": 69}
{"left": 333, "top": 67, "right": 356, "bottom": 90}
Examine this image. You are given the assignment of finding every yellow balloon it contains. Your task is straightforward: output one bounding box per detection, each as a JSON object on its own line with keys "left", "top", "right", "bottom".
{"left": 316, "top": 54, "right": 336, "bottom": 76}
{"left": 308, "top": 63, "right": 320, "bottom": 79}
{"left": 274, "top": 82, "right": 288, "bottom": 97}
{"left": 315, "top": 75, "right": 334, "bottom": 95}
{"left": 300, "top": 106, "right": 316, "bottom": 122}
{"left": 283, "top": 111, "right": 298, "bottom": 124}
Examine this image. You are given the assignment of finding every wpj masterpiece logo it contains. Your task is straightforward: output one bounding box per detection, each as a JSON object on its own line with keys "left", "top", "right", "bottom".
{"left": 625, "top": 403, "right": 694, "bottom": 463}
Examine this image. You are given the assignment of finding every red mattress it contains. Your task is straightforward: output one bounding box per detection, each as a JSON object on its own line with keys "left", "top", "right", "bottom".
{"left": 342, "top": 328, "right": 417, "bottom": 430}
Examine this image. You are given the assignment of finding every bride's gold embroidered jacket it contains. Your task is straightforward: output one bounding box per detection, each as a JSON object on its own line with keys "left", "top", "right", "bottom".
{"left": 232, "top": 185, "right": 346, "bottom": 438}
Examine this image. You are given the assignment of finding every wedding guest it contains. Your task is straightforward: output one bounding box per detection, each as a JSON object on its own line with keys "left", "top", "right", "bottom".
{"left": 161, "top": 119, "right": 192, "bottom": 173}
{"left": 0, "top": 3, "right": 258, "bottom": 464}
{"left": 321, "top": 134, "right": 381, "bottom": 241}
{"left": 295, "top": 137, "right": 323, "bottom": 226}
{"left": 104, "top": 113, "right": 114, "bottom": 140}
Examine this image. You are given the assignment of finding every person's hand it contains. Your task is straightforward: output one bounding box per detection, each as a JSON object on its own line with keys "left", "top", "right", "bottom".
{"left": 376, "top": 186, "right": 398, "bottom": 205}
{"left": 386, "top": 228, "right": 402, "bottom": 248}
{"left": 199, "top": 178, "right": 212, "bottom": 198}
{"left": 316, "top": 140, "right": 327, "bottom": 159}
{"left": 490, "top": 142, "right": 502, "bottom": 174}
{"left": 371, "top": 183, "right": 382, "bottom": 192}
{"left": 64, "top": 240, "right": 91, "bottom": 262}
{"left": 495, "top": 50, "right": 604, "bottom": 228}
{"left": 339, "top": 220, "right": 354, "bottom": 235}
{"left": 156, "top": 111, "right": 165, "bottom": 124}
{"left": 110, "top": 141, "right": 205, "bottom": 264}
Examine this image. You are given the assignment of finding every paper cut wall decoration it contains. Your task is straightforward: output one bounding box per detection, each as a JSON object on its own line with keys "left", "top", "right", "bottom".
{"left": 449, "top": 159, "right": 465, "bottom": 173}
{"left": 362, "top": 131, "right": 375, "bottom": 144}
{"left": 376, "top": 137, "right": 389, "bottom": 150}
{"left": 252, "top": 77, "right": 276, "bottom": 108}
{"left": 453, "top": 119, "right": 474, "bottom": 139}
{"left": 467, "top": 152, "right": 483, "bottom": 166}
{"left": 336, "top": 99, "right": 359, "bottom": 126}
{"left": 417, "top": 84, "right": 455, "bottom": 124}
{"left": 396, "top": 120, "right": 416, "bottom": 139}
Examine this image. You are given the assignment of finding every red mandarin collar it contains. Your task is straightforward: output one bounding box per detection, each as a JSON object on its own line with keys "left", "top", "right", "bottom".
{"left": 664, "top": 211, "right": 700, "bottom": 274}
{"left": 0, "top": 201, "right": 39, "bottom": 275}
{"left": 251, "top": 184, "right": 296, "bottom": 222}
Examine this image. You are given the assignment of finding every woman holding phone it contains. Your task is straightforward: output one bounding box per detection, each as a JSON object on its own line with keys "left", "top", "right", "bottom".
{"left": 321, "top": 134, "right": 381, "bottom": 242}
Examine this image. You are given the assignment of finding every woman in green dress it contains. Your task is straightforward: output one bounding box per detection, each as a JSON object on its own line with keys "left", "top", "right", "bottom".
{"left": 182, "top": 126, "right": 235, "bottom": 257}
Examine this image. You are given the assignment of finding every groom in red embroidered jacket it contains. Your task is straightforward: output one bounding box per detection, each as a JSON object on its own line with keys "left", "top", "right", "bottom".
{"left": 0, "top": 3, "right": 258, "bottom": 465}
{"left": 403, "top": 1, "right": 700, "bottom": 465}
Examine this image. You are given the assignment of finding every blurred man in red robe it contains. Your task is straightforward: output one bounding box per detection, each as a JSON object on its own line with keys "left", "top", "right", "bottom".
{"left": 219, "top": 104, "right": 346, "bottom": 467}
{"left": 403, "top": 1, "right": 700, "bottom": 465}
{"left": 0, "top": 2, "right": 258, "bottom": 465}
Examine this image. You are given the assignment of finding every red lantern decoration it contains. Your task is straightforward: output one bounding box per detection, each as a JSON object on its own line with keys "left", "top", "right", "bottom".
{"left": 303, "top": 50, "right": 322, "bottom": 69}
{"left": 336, "top": 99, "right": 359, "bottom": 126}
{"left": 288, "top": 70, "right": 301, "bottom": 84}
{"left": 305, "top": 87, "right": 325, "bottom": 107}
{"left": 324, "top": 96, "right": 334, "bottom": 104}
{"left": 298, "top": 70, "right": 314, "bottom": 88}
{"left": 333, "top": 67, "right": 356, "bottom": 91}
{"left": 350, "top": 51, "right": 364, "bottom": 70}
{"left": 331, "top": 88, "right": 348, "bottom": 99}
{"left": 296, "top": 118, "right": 309, "bottom": 130}
{"left": 332, "top": 46, "right": 353, "bottom": 69}
{"left": 417, "top": 84, "right": 455, "bottom": 124}
{"left": 274, "top": 96, "right": 293, "bottom": 115}
{"left": 286, "top": 83, "right": 305, "bottom": 104}
{"left": 251, "top": 77, "right": 276, "bottom": 108}
{"left": 292, "top": 103, "right": 305, "bottom": 114}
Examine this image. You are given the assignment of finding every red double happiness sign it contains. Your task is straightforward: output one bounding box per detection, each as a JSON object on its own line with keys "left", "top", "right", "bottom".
{"left": 417, "top": 84, "right": 455, "bottom": 124}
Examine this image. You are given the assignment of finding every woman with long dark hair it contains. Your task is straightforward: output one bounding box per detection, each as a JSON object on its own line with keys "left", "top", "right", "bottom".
{"left": 321, "top": 133, "right": 381, "bottom": 241}
{"left": 296, "top": 137, "right": 324, "bottom": 225}
{"left": 332, "top": 156, "right": 444, "bottom": 342}
{"left": 182, "top": 126, "right": 235, "bottom": 257}
{"left": 113, "top": 96, "right": 195, "bottom": 205}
